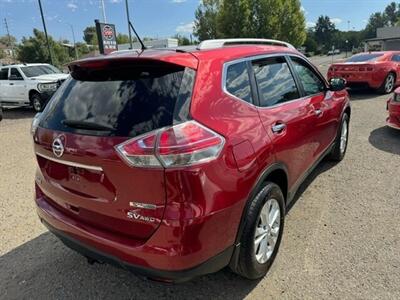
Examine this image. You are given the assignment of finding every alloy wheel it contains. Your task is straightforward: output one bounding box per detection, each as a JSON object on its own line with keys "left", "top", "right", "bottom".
{"left": 254, "top": 198, "right": 281, "bottom": 264}
{"left": 33, "top": 96, "right": 42, "bottom": 112}
{"left": 385, "top": 74, "right": 395, "bottom": 93}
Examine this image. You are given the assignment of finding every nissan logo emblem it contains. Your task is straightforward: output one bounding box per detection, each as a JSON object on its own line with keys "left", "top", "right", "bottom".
{"left": 52, "top": 136, "right": 65, "bottom": 158}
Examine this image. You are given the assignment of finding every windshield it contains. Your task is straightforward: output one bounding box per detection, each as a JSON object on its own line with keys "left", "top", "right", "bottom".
{"left": 346, "top": 54, "right": 383, "bottom": 63}
{"left": 20, "top": 65, "right": 62, "bottom": 77}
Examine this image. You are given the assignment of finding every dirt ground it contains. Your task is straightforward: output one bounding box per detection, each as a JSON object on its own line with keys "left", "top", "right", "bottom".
{"left": 1, "top": 56, "right": 400, "bottom": 299}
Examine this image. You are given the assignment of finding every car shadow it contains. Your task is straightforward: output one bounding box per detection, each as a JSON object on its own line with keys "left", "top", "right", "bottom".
{"left": 347, "top": 88, "right": 381, "bottom": 101}
{"left": 369, "top": 126, "right": 400, "bottom": 155}
{"left": 287, "top": 160, "right": 338, "bottom": 213}
{"left": 0, "top": 232, "right": 260, "bottom": 299}
{"left": 1, "top": 106, "right": 36, "bottom": 120}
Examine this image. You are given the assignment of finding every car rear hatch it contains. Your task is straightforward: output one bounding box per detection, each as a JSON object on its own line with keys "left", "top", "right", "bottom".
{"left": 330, "top": 63, "right": 376, "bottom": 80}
{"left": 34, "top": 56, "right": 197, "bottom": 240}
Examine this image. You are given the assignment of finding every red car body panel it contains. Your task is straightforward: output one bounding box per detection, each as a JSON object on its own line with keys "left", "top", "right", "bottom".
{"left": 327, "top": 51, "right": 400, "bottom": 89}
{"left": 33, "top": 45, "right": 350, "bottom": 281}
{"left": 387, "top": 87, "right": 400, "bottom": 130}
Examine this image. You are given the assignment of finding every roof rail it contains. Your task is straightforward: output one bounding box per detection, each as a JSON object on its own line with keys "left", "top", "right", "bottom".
{"left": 197, "top": 38, "right": 295, "bottom": 50}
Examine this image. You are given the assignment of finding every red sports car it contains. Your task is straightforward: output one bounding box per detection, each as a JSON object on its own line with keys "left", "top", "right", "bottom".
{"left": 328, "top": 51, "right": 400, "bottom": 94}
{"left": 387, "top": 87, "right": 400, "bottom": 130}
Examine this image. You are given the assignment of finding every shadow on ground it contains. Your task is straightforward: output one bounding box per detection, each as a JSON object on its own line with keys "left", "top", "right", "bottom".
{"left": 1, "top": 106, "right": 36, "bottom": 120}
{"left": 0, "top": 232, "right": 260, "bottom": 299}
{"left": 369, "top": 126, "right": 400, "bottom": 155}
{"left": 347, "top": 88, "right": 383, "bottom": 101}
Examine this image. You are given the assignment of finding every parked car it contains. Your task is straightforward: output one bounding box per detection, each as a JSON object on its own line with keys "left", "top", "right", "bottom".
{"left": 32, "top": 39, "right": 350, "bottom": 282}
{"left": 0, "top": 105, "right": 2, "bottom": 122}
{"left": 0, "top": 63, "right": 69, "bottom": 112}
{"left": 387, "top": 87, "right": 400, "bottom": 130}
{"left": 327, "top": 51, "right": 400, "bottom": 94}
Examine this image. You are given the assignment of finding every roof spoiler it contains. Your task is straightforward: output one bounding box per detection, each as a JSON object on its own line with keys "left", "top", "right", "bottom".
{"left": 198, "top": 39, "right": 296, "bottom": 50}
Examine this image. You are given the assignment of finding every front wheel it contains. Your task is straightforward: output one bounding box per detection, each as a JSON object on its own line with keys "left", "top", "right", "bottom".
{"left": 329, "top": 113, "right": 349, "bottom": 161}
{"left": 232, "top": 182, "right": 285, "bottom": 280}
{"left": 31, "top": 93, "right": 44, "bottom": 112}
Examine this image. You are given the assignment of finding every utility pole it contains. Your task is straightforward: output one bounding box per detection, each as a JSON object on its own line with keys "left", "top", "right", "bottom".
{"left": 69, "top": 24, "right": 78, "bottom": 60}
{"left": 3, "top": 18, "right": 15, "bottom": 62}
{"left": 125, "top": 0, "right": 133, "bottom": 49}
{"left": 38, "top": 0, "right": 54, "bottom": 65}
{"left": 100, "top": 0, "right": 107, "bottom": 23}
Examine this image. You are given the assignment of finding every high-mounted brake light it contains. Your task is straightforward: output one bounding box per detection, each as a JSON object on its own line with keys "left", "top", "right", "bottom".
{"left": 115, "top": 121, "right": 225, "bottom": 168}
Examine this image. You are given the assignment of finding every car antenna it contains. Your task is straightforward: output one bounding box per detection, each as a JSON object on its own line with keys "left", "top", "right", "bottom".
{"left": 128, "top": 21, "right": 146, "bottom": 51}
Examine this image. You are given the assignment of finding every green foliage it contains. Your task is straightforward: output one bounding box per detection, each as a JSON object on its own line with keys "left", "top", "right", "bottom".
{"left": 314, "top": 15, "right": 336, "bottom": 50}
{"left": 83, "top": 26, "right": 98, "bottom": 45}
{"left": 172, "top": 34, "right": 193, "bottom": 46}
{"left": 0, "top": 49, "right": 5, "bottom": 59}
{"left": 0, "top": 35, "right": 17, "bottom": 47}
{"left": 363, "top": 2, "right": 400, "bottom": 38}
{"left": 193, "top": 0, "right": 306, "bottom": 47}
{"left": 194, "top": 0, "right": 220, "bottom": 41}
{"left": 17, "top": 29, "right": 77, "bottom": 67}
{"left": 116, "top": 33, "right": 131, "bottom": 44}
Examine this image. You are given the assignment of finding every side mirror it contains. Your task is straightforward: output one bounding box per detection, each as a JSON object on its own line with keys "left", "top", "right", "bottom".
{"left": 329, "top": 77, "right": 346, "bottom": 91}
{"left": 9, "top": 75, "right": 23, "bottom": 81}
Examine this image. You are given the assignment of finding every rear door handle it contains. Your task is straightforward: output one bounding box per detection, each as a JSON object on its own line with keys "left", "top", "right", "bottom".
{"left": 9, "top": 83, "right": 14, "bottom": 86}
{"left": 271, "top": 123, "right": 286, "bottom": 133}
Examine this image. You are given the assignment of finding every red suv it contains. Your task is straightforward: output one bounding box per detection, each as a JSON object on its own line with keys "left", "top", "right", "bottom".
{"left": 327, "top": 51, "right": 400, "bottom": 94}
{"left": 32, "top": 39, "right": 350, "bottom": 282}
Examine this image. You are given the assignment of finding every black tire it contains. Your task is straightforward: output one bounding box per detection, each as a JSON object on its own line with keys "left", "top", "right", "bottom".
{"left": 329, "top": 113, "right": 349, "bottom": 161}
{"left": 232, "top": 182, "right": 285, "bottom": 280}
{"left": 30, "top": 92, "right": 44, "bottom": 112}
{"left": 0, "top": 106, "right": 3, "bottom": 122}
{"left": 378, "top": 72, "right": 396, "bottom": 94}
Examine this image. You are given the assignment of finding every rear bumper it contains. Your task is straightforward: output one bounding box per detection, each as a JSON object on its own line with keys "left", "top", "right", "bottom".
{"left": 35, "top": 186, "right": 236, "bottom": 282}
{"left": 327, "top": 73, "right": 385, "bottom": 89}
{"left": 41, "top": 218, "right": 233, "bottom": 283}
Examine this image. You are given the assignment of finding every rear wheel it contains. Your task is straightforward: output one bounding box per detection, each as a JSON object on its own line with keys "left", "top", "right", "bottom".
{"left": 329, "top": 113, "right": 349, "bottom": 161}
{"left": 379, "top": 73, "right": 396, "bottom": 94}
{"left": 232, "top": 182, "right": 285, "bottom": 279}
{"left": 30, "top": 92, "right": 44, "bottom": 112}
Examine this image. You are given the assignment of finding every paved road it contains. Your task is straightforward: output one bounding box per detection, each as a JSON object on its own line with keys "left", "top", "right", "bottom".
{"left": 1, "top": 57, "right": 400, "bottom": 299}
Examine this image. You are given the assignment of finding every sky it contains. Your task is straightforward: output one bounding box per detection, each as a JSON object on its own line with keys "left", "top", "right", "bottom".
{"left": 0, "top": 0, "right": 397, "bottom": 43}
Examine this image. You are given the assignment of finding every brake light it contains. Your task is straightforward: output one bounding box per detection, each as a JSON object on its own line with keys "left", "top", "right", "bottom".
{"left": 116, "top": 121, "right": 225, "bottom": 168}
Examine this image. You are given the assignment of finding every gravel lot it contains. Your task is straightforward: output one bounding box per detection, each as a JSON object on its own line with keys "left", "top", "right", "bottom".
{"left": 1, "top": 56, "right": 400, "bottom": 299}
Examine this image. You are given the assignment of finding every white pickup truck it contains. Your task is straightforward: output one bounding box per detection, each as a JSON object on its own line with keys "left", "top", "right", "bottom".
{"left": 0, "top": 63, "right": 69, "bottom": 112}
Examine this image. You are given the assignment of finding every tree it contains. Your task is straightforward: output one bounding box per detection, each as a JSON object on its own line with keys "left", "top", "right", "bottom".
{"left": 314, "top": 15, "right": 336, "bottom": 50}
{"left": 194, "top": 0, "right": 220, "bottom": 41}
{"left": 0, "top": 35, "right": 17, "bottom": 47}
{"left": 364, "top": 12, "right": 389, "bottom": 39}
{"left": 218, "top": 0, "right": 250, "bottom": 38}
{"left": 172, "top": 34, "right": 192, "bottom": 46}
{"left": 384, "top": 2, "right": 399, "bottom": 26}
{"left": 17, "top": 29, "right": 71, "bottom": 67}
{"left": 116, "top": 33, "right": 131, "bottom": 44}
{"left": 279, "top": 0, "right": 306, "bottom": 47}
{"left": 83, "top": 26, "right": 98, "bottom": 45}
{"left": 0, "top": 49, "right": 5, "bottom": 59}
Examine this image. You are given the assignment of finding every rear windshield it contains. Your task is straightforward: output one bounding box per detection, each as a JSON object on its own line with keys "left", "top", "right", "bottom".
{"left": 39, "top": 63, "right": 195, "bottom": 137}
{"left": 346, "top": 54, "right": 383, "bottom": 63}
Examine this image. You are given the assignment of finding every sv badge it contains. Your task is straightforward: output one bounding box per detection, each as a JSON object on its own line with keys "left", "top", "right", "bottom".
{"left": 127, "top": 211, "right": 156, "bottom": 223}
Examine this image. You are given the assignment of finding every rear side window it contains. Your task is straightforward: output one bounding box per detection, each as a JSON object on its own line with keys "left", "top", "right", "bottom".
{"left": 225, "top": 61, "right": 252, "bottom": 103}
{"left": 291, "top": 57, "right": 325, "bottom": 96}
{"left": 347, "top": 54, "right": 383, "bottom": 62}
{"left": 252, "top": 57, "right": 299, "bottom": 107}
{"left": 0, "top": 68, "right": 8, "bottom": 80}
{"left": 10, "top": 68, "right": 23, "bottom": 79}
{"left": 40, "top": 63, "right": 195, "bottom": 137}
{"left": 391, "top": 54, "right": 400, "bottom": 62}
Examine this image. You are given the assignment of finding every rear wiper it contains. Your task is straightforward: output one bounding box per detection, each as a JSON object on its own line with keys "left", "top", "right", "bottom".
{"left": 62, "top": 120, "right": 115, "bottom": 131}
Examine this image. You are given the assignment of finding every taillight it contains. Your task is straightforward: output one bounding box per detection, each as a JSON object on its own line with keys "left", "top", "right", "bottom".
{"left": 116, "top": 121, "right": 225, "bottom": 168}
